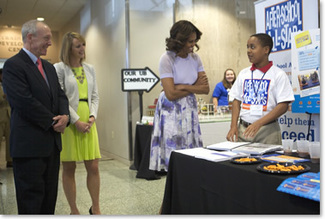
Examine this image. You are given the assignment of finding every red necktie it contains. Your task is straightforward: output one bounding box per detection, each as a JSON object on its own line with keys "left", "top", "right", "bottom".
{"left": 37, "top": 58, "right": 46, "bottom": 80}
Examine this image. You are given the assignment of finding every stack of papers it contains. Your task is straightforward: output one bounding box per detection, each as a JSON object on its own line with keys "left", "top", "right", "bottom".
{"left": 261, "top": 154, "right": 310, "bottom": 163}
{"left": 232, "top": 143, "right": 283, "bottom": 155}
{"left": 207, "top": 141, "right": 283, "bottom": 155}
{"left": 174, "top": 148, "right": 246, "bottom": 162}
{"left": 207, "top": 141, "right": 250, "bottom": 150}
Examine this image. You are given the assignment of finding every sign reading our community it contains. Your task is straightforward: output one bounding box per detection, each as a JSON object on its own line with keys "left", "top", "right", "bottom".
{"left": 121, "top": 67, "right": 160, "bottom": 92}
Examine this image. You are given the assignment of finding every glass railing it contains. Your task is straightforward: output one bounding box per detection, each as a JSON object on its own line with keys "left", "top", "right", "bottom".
{"left": 198, "top": 103, "right": 232, "bottom": 122}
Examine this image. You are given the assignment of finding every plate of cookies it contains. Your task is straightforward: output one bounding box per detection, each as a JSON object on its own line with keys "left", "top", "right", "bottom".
{"left": 231, "top": 156, "right": 262, "bottom": 164}
{"left": 257, "top": 162, "right": 310, "bottom": 174}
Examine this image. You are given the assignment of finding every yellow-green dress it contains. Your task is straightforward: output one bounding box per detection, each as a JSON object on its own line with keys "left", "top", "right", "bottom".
{"left": 60, "top": 67, "right": 101, "bottom": 161}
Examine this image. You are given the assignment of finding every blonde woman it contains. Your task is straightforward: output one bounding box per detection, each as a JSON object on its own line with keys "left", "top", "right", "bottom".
{"left": 54, "top": 32, "right": 101, "bottom": 215}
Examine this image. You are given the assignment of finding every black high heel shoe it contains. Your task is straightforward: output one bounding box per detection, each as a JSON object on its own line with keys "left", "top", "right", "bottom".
{"left": 89, "top": 206, "right": 93, "bottom": 215}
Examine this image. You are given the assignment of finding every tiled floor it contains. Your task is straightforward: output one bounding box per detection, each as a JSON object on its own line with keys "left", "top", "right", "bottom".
{"left": 0, "top": 140, "right": 166, "bottom": 215}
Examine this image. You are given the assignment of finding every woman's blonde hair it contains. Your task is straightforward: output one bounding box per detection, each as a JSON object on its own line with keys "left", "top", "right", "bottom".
{"left": 60, "top": 32, "right": 86, "bottom": 66}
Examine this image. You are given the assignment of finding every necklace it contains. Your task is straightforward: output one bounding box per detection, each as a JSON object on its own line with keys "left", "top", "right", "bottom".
{"left": 71, "top": 67, "right": 85, "bottom": 84}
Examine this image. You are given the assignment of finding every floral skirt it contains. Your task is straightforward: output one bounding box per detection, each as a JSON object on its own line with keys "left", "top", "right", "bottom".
{"left": 149, "top": 92, "right": 203, "bottom": 171}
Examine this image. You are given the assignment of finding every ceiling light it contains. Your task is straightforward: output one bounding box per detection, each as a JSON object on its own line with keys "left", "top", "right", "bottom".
{"left": 37, "top": 17, "right": 45, "bottom": 21}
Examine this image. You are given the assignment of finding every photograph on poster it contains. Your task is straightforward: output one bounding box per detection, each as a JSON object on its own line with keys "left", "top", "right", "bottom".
{"left": 298, "top": 70, "right": 320, "bottom": 90}
{"left": 295, "top": 44, "right": 320, "bottom": 98}
{"left": 296, "top": 70, "right": 320, "bottom": 98}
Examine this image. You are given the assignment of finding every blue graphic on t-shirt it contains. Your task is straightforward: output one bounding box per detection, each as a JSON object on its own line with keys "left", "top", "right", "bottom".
{"left": 243, "top": 79, "right": 270, "bottom": 106}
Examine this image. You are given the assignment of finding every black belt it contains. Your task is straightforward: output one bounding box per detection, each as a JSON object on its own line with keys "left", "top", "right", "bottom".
{"left": 79, "top": 99, "right": 88, "bottom": 102}
{"left": 239, "top": 118, "right": 276, "bottom": 128}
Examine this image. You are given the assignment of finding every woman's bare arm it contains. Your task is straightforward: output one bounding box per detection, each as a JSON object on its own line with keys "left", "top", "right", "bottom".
{"left": 177, "top": 71, "right": 210, "bottom": 94}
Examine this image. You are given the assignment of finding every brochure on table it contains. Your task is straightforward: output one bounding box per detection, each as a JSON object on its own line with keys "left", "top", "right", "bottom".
{"left": 232, "top": 143, "right": 282, "bottom": 155}
{"left": 174, "top": 148, "right": 246, "bottom": 162}
{"left": 207, "top": 141, "right": 283, "bottom": 155}
{"left": 261, "top": 154, "right": 310, "bottom": 163}
{"left": 207, "top": 141, "right": 250, "bottom": 150}
{"left": 277, "top": 172, "right": 320, "bottom": 202}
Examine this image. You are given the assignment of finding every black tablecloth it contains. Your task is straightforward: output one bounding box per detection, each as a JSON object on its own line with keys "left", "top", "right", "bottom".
{"left": 161, "top": 151, "right": 320, "bottom": 214}
{"left": 132, "top": 124, "right": 160, "bottom": 180}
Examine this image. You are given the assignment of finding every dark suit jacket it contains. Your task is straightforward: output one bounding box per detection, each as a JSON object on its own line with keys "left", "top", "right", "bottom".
{"left": 2, "top": 49, "right": 69, "bottom": 158}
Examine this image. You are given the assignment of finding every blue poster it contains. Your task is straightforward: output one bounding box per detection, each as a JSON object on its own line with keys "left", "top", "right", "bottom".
{"left": 265, "top": 0, "right": 303, "bottom": 52}
{"left": 291, "top": 94, "right": 320, "bottom": 114}
{"left": 291, "top": 29, "right": 320, "bottom": 114}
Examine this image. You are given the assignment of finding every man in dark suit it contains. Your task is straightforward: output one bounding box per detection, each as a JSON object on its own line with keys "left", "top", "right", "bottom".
{"left": 2, "top": 20, "right": 70, "bottom": 214}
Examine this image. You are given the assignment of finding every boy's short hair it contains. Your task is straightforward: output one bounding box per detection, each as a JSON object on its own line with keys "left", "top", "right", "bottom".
{"left": 251, "top": 33, "right": 273, "bottom": 55}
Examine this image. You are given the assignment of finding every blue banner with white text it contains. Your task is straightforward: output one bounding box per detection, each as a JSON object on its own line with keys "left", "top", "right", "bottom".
{"left": 265, "top": 0, "right": 303, "bottom": 52}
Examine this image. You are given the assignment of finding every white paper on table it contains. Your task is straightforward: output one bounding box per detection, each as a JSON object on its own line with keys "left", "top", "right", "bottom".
{"left": 175, "top": 148, "right": 247, "bottom": 162}
{"left": 232, "top": 143, "right": 283, "bottom": 155}
{"left": 195, "top": 150, "right": 247, "bottom": 162}
{"left": 174, "top": 147, "right": 207, "bottom": 157}
{"left": 207, "top": 141, "right": 251, "bottom": 151}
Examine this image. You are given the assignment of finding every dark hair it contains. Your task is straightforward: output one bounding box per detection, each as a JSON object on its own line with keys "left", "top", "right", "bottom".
{"left": 222, "top": 68, "right": 236, "bottom": 89}
{"left": 165, "top": 20, "right": 202, "bottom": 53}
{"left": 250, "top": 33, "right": 273, "bottom": 55}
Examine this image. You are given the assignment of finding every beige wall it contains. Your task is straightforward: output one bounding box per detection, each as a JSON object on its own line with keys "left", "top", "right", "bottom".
{"left": 129, "top": 8, "right": 174, "bottom": 143}
{"left": 0, "top": 27, "right": 23, "bottom": 59}
{"left": 0, "top": 26, "right": 60, "bottom": 64}
{"left": 80, "top": 0, "right": 130, "bottom": 162}
{"left": 129, "top": 0, "right": 256, "bottom": 163}
{"left": 57, "top": 11, "right": 82, "bottom": 60}
{"left": 131, "top": 0, "right": 256, "bottom": 118}
{"left": 132, "top": 0, "right": 256, "bottom": 117}
{"left": 175, "top": 0, "right": 256, "bottom": 103}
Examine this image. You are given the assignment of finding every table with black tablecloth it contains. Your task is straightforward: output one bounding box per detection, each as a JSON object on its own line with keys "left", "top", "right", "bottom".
{"left": 132, "top": 124, "right": 160, "bottom": 180}
{"left": 161, "top": 151, "right": 320, "bottom": 214}
{"left": 132, "top": 121, "right": 232, "bottom": 180}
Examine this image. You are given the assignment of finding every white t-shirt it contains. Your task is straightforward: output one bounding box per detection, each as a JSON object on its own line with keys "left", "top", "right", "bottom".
{"left": 159, "top": 51, "right": 204, "bottom": 85}
{"left": 229, "top": 65, "right": 295, "bottom": 123}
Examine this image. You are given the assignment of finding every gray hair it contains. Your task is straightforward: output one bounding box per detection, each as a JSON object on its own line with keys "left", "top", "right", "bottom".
{"left": 21, "top": 20, "right": 47, "bottom": 43}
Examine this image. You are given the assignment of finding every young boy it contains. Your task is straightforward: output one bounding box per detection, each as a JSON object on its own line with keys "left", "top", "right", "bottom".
{"left": 226, "top": 33, "right": 294, "bottom": 144}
